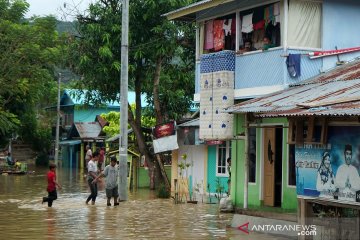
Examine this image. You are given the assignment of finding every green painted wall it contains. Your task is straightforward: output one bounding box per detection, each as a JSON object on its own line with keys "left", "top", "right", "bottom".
{"left": 137, "top": 166, "right": 172, "bottom": 188}
{"left": 207, "top": 146, "right": 229, "bottom": 194}
{"left": 231, "top": 115, "right": 297, "bottom": 211}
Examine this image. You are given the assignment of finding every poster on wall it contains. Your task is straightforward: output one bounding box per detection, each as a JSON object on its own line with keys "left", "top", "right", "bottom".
{"left": 296, "top": 126, "right": 360, "bottom": 203}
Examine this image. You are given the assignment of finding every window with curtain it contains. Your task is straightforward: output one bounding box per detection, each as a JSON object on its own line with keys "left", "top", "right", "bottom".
{"left": 287, "top": 0, "right": 322, "bottom": 48}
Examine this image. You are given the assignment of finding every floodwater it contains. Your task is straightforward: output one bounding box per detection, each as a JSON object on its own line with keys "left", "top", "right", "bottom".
{"left": 0, "top": 166, "right": 288, "bottom": 240}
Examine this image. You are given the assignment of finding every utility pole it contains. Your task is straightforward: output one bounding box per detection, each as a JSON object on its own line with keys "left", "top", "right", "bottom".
{"left": 119, "top": 0, "right": 129, "bottom": 201}
{"left": 55, "top": 73, "right": 61, "bottom": 167}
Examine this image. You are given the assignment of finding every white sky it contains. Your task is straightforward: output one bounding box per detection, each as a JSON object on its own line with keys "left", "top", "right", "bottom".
{"left": 25, "top": 0, "right": 94, "bottom": 20}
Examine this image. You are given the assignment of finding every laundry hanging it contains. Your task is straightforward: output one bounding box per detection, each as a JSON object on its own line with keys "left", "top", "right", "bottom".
{"left": 213, "top": 20, "right": 225, "bottom": 51}
{"left": 286, "top": 54, "right": 301, "bottom": 78}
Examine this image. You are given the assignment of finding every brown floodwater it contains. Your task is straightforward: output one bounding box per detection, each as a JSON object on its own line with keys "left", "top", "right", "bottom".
{"left": 0, "top": 165, "right": 286, "bottom": 240}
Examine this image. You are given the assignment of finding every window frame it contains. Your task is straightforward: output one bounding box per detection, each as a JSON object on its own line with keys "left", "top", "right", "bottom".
{"left": 216, "top": 141, "right": 231, "bottom": 177}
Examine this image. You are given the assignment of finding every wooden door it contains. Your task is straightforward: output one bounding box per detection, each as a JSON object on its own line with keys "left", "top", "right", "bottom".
{"left": 264, "top": 128, "right": 276, "bottom": 206}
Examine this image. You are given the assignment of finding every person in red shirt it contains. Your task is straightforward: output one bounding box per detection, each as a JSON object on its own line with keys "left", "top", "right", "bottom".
{"left": 42, "top": 163, "right": 61, "bottom": 207}
{"left": 98, "top": 147, "right": 105, "bottom": 171}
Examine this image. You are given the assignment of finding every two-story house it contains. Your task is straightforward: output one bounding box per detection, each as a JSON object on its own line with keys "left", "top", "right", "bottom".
{"left": 165, "top": 0, "right": 360, "bottom": 211}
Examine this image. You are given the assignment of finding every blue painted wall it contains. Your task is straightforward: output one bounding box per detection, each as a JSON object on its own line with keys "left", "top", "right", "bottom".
{"left": 74, "top": 108, "right": 117, "bottom": 122}
{"left": 207, "top": 145, "right": 229, "bottom": 194}
{"left": 236, "top": 49, "right": 284, "bottom": 89}
{"left": 235, "top": 48, "right": 322, "bottom": 90}
{"left": 322, "top": 0, "right": 360, "bottom": 70}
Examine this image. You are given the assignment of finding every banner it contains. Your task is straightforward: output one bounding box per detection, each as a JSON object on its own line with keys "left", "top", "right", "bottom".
{"left": 153, "top": 134, "right": 179, "bottom": 154}
{"left": 153, "top": 121, "right": 175, "bottom": 139}
{"left": 296, "top": 126, "right": 360, "bottom": 203}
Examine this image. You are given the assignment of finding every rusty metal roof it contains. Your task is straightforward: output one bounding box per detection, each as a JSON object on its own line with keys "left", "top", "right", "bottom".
{"left": 226, "top": 58, "right": 360, "bottom": 117}
{"left": 74, "top": 122, "right": 102, "bottom": 139}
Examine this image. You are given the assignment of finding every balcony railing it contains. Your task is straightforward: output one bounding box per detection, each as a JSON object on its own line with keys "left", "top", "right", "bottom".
{"left": 195, "top": 48, "right": 323, "bottom": 100}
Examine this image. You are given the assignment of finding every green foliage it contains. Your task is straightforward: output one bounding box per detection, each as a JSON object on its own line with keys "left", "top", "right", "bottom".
{"left": 214, "top": 177, "right": 225, "bottom": 202}
{"left": 0, "top": 1, "right": 61, "bottom": 144}
{"left": 36, "top": 152, "right": 49, "bottom": 166}
{"left": 67, "top": 0, "right": 196, "bottom": 121}
{"left": 101, "top": 107, "right": 156, "bottom": 137}
{"left": 31, "top": 126, "right": 52, "bottom": 153}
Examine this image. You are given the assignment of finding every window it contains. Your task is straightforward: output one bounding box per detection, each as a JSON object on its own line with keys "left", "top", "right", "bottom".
{"left": 203, "top": 13, "right": 236, "bottom": 54}
{"left": 239, "top": 2, "right": 281, "bottom": 53}
{"left": 217, "top": 141, "right": 231, "bottom": 176}
{"left": 249, "top": 127, "right": 256, "bottom": 183}
{"left": 288, "top": 144, "right": 296, "bottom": 186}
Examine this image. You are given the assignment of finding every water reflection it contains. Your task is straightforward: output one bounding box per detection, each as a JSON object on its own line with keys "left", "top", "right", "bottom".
{"left": 0, "top": 165, "right": 286, "bottom": 239}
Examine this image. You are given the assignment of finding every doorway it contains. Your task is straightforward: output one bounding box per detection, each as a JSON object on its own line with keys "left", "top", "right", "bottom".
{"left": 263, "top": 126, "right": 283, "bottom": 207}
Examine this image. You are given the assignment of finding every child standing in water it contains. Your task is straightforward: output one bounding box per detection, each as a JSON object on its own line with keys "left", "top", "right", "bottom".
{"left": 42, "top": 163, "right": 61, "bottom": 207}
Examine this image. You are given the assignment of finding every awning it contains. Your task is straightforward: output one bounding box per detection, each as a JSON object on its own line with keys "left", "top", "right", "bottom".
{"left": 225, "top": 58, "right": 360, "bottom": 117}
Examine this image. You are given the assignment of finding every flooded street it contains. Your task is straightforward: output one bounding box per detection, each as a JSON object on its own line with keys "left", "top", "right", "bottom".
{"left": 0, "top": 166, "right": 287, "bottom": 240}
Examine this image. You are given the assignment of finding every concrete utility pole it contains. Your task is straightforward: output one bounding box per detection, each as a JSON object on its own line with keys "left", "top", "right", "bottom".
{"left": 55, "top": 73, "right": 61, "bottom": 167}
{"left": 118, "top": 0, "right": 129, "bottom": 201}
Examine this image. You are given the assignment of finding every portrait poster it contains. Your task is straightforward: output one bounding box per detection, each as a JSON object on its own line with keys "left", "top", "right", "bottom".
{"left": 296, "top": 126, "right": 360, "bottom": 203}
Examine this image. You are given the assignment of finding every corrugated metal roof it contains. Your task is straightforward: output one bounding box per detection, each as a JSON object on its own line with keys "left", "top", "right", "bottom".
{"left": 74, "top": 122, "right": 102, "bottom": 138}
{"left": 177, "top": 118, "right": 200, "bottom": 127}
{"left": 226, "top": 59, "right": 360, "bottom": 117}
{"left": 291, "top": 57, "right": 360, "bottom": 86}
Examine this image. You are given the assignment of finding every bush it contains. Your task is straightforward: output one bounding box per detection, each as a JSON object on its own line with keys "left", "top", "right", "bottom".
{"left": 157, "top": 183, "right": 170, "bottom": 198}
{"left": 36, "top": 152, "right": 49, "bottom": 166}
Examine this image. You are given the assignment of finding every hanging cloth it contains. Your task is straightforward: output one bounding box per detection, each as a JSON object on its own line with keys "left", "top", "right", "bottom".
{"left": 204, "top": 20, "right": 214, "bottom": 50}
{"left": 264, "top": 4, "right": 274, "bottom": 28}
{"left": 286, "top": 54, "right": 301, "bottom": 78}
{"left": 223, "top": 19, "right": 232, "bottom": 36}
{"left": 242, "top": 13, "right": 253, "bottom": 33}
{"left": 273, "top": 2, "right": 280, "bottom": 24}
{"left": 213, "top": 20, "right": 225, "bottom": 51}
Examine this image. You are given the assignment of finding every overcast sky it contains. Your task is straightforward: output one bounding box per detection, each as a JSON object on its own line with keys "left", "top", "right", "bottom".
{"left": 25, "top": 0, "right": 94, "bottom": 20}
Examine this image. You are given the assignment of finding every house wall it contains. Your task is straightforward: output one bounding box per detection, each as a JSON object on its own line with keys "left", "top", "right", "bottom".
{"left": 175, "top": 129, "right": 207, "bottom": 194}
{"left": 322, "top": 0, "right": 360, "bottom": 70}
{"left": 137, "top": 166, "right": 172, "bottom": 188}
{"left": 207, "top": 146, "right": 229, "bottom": 194}
{"left": 231, "top": 115, "right": 297, "bottom": 210}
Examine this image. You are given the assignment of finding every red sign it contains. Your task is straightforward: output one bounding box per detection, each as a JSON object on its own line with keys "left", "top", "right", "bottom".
{"left": 153, "top": 121, "right": 175, "bottom": 139}
{"left": 238, "top": 222, "right": 250, "bottom": 234}
{"left": 206, "top": 140, "right": 224, "bottom": 145}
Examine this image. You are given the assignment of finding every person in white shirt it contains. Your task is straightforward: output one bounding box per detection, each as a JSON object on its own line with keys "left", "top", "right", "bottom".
{"left": 93, "top": 156, "right": 119, "bottom": 206}
{"left": 86, "top": 151, "right": 99, "bottom": 205}
{"left": 85, "top": 145, "right": 92, "bottom": 169}
{"left": 335, "top": 144, "right": 360, "bottom": 201}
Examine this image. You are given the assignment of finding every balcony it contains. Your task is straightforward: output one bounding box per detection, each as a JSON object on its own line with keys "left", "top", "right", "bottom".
{"left": 194, "top": 48, "right": 323, "bottom": 101}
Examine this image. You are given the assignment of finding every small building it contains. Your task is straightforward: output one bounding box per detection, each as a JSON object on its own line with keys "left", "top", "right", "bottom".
{"left": 226, "top": 59, "right": 360, "bottom": 238}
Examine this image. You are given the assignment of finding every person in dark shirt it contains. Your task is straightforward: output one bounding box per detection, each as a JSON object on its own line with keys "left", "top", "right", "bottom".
{"left": 262, "top": 36, "right": 276, "bottom": 50}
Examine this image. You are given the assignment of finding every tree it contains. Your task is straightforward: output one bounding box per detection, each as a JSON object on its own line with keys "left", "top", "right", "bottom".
{"left": 0, "top": 0, "right": 62, "bottom": 148}
{"left": 67, "top": 0, "right": 196, "bottom": 189}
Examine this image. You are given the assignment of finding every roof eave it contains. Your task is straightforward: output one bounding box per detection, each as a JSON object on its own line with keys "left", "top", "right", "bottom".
{"left": 163, "top": 0, "right": 234, "bottom": 21}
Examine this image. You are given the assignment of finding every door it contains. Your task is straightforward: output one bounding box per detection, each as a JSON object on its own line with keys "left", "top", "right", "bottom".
{"left": 264, "top": 127, "right": 276, "bottom": 206}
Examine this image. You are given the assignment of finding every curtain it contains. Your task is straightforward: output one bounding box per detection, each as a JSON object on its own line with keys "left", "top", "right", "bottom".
{"left": 287, "top": 0, "right": 322, "bottom": 48}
